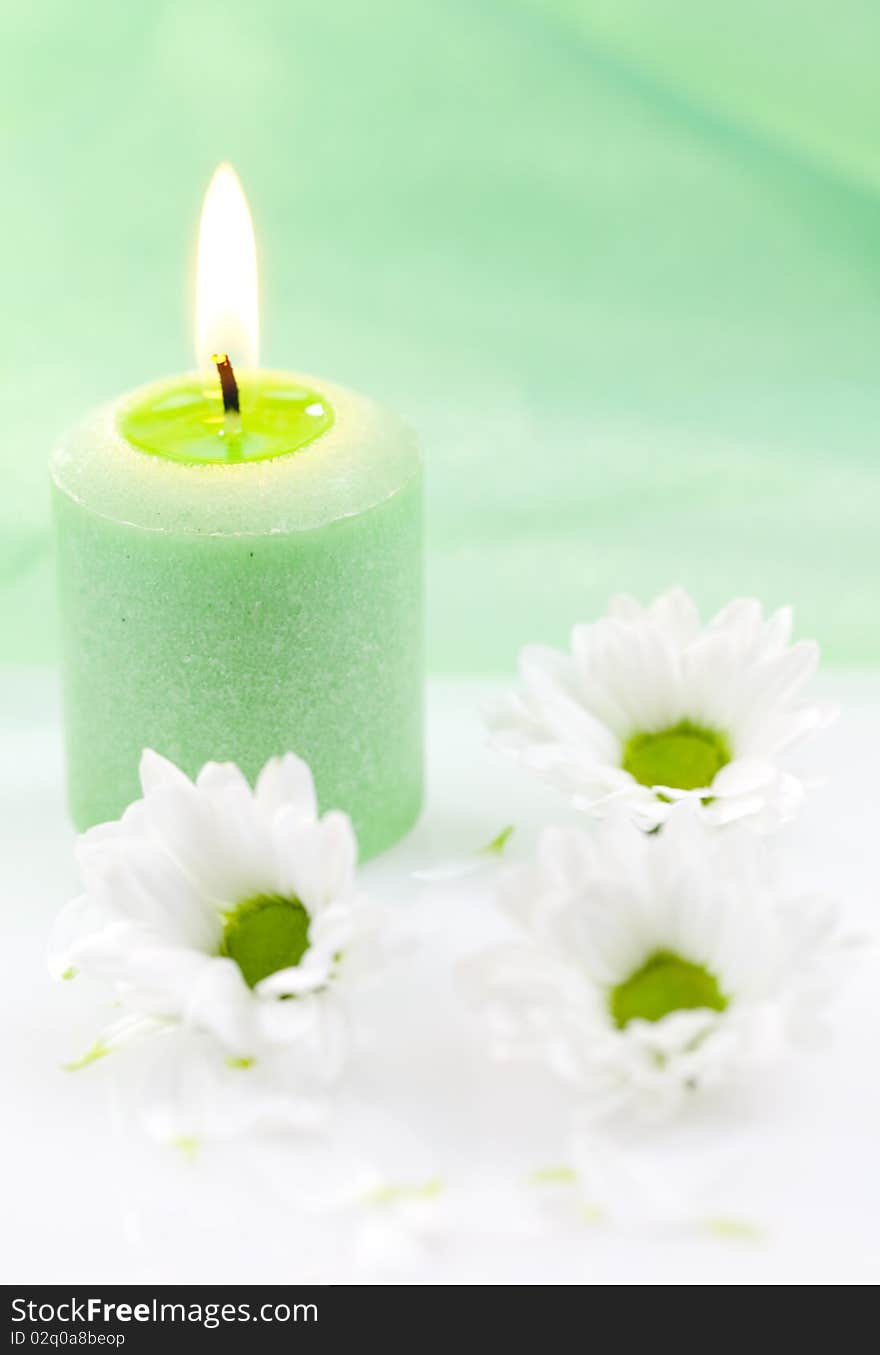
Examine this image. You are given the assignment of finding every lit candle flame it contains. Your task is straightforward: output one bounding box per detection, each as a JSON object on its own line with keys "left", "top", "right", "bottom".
{"left": 195, "top": 163, "right": 259, "bottom": 373}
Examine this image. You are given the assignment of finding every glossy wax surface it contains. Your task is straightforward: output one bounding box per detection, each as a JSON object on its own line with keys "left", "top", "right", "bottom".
{"left": 51, "top": 372, "right": 424, "bottom": 861}
{"left": 119, "top": 372, "right": 334, "bottom": 465}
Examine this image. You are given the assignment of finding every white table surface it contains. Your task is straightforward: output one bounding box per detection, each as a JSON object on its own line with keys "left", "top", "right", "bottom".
{"left": 2, "top": 670, "right": 879, "bottom": 1286}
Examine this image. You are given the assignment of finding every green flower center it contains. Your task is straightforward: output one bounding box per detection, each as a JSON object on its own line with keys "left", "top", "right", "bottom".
{"left": 609, "top": 949, "right": 728, "bottom": 1029}
{"left": 220, "top": 894, "right": 310, "bottom": 989}
{"left": 622, "top": 720, "right": 731, "bottom": 792}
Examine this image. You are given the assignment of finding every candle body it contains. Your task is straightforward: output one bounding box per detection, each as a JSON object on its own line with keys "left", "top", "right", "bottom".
{"left": 51, "top": 373, "right": 423, "bottom": 860}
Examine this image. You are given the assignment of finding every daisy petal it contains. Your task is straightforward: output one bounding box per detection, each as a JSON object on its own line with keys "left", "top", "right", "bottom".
{"left": 255, "top": 753, "right": 317, "bottom": 820}
{"left": 139, "top": 748, "right": 193, "bottom": 796}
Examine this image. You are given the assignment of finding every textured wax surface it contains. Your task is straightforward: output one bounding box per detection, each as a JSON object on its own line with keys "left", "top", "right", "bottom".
{"left": 52, "top": 381, "right": 423, "bottom": 860}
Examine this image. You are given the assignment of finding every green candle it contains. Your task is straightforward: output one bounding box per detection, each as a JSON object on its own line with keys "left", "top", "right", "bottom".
{"left": 50, "top": 167, "right": 423, "bottom": 859}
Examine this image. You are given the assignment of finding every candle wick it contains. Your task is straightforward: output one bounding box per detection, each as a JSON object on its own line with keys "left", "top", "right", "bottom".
{"left": 212, "top": 352, "right": 242, "bottom": 439}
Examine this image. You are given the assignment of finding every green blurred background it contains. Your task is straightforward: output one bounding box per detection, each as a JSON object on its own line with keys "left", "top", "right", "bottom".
{"left": 2, "top": 0, "right": 878, "bottom": 671}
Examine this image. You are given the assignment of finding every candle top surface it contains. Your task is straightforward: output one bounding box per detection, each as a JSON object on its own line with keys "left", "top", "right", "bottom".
{"left": 51, "top": 371, "right": 420, "bottom": 536}
{"left": 119, "top": 373, "right": 334, "bottom": 465}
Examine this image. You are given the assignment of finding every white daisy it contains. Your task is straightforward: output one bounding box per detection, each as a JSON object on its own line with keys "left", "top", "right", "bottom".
{"left": 50, "top": 749, "right": 379, "bottom": 1077}
{"left": 466, "top": 811, "right": 849, "bottom": 1119}
{"left": 488, "top": 588, "right": 833, "bottom": 832}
